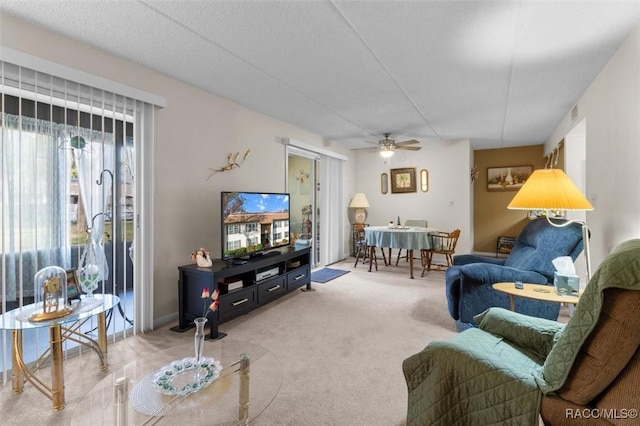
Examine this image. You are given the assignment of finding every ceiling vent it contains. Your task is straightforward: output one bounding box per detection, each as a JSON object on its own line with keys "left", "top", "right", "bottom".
{"left": 571, "top": 104, "right": 579, "bottom": 122}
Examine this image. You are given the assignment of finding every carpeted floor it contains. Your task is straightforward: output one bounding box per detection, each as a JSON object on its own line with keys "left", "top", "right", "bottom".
{"left": 0, "top": 258, "right": 565, "bottom": 425}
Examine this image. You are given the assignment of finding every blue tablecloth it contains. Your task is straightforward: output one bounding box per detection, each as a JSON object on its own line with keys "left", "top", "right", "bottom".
{"left": 365, "top": 226, "right": 437, "bottom": 250}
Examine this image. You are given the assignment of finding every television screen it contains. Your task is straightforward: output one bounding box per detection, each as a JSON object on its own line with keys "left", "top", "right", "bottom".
{"left": 221, "top": 191, "right": 290, "bottom": 260}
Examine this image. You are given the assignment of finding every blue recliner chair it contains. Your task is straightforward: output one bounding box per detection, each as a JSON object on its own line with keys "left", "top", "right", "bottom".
{"left": 446, "top": 217, "right": 584, "bottom": 331}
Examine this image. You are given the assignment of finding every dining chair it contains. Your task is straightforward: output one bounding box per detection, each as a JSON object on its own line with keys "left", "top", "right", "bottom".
{"left": 353, "top": 223, "right": 387, "bottom": 269}
{"left": 421, "top": 228, "right": 460, "bottom": 276}
{"left": 395, "top": 219, "right": 428, "bottom": 265}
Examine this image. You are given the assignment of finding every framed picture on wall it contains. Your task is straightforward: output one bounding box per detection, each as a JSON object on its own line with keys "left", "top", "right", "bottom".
{"left": 390, "top": 167, "right": 417, "bottom": 193}
{"left": 65, "top": 269, "right": 82, "bottom": 301}
{"left": 487, "top": 165, "right": 533, "bottom": 191}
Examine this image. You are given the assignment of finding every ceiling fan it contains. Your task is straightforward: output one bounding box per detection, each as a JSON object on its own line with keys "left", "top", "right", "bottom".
{"left": 361, "top": 133, "right": 421, "bottom": 158}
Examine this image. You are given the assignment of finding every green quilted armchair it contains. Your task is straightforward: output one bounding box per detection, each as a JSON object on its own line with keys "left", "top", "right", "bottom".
{"left": 402, "top": 239, "right": 640, "bottom": 425}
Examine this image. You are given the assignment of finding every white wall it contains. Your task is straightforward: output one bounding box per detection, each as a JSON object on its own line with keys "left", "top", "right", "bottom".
{"left": 563, "top": 119, "right": 588, "bottom": 280}
{"left": 0, "top": 13, "right": 354, "bottom": 323}
{"left": 352, "top": 139, "right": 473, "bottom": 255}
{"left": 546, "top": 24, "right": 640, "bottom": 269}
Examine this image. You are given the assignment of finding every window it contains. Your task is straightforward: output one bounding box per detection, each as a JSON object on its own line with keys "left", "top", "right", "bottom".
{"left": 274, "top": 220, "right": 288, "bottom": 230}
{"left": 0, "top": 58, "right": 158, "bottom": 376}
{"left": 1, "top": 93, "right": 135, "bottom": 304}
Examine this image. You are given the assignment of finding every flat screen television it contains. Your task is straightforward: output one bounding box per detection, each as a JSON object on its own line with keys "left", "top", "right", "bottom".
{"left": 221, "top": 191, "right": 290, "bottom": 261}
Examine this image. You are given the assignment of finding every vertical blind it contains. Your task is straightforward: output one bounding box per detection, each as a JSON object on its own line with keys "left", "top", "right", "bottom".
{"left": 0, "top": 60, "right": 153, "bottom": 378}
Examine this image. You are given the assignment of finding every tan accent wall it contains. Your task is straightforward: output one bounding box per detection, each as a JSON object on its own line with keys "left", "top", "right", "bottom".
{"left": 473, "top": 145, "right": 546, "bottom": 253}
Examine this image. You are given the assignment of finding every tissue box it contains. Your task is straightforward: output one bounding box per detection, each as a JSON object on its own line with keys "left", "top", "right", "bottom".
{"left": 554, "top": 272, "right": 579, "bottom": 295}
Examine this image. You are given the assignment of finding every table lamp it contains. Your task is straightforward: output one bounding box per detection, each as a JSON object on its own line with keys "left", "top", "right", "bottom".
{"left": 508, "top": 168, "right": 594, "bottom": 281}
{"left": 349, "top": 193, "right": 370, "bottom": 225}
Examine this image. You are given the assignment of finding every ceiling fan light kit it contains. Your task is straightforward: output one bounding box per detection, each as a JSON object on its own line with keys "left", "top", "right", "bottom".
{"left": 380, "top": 146, "right": 394, "bottom": 158}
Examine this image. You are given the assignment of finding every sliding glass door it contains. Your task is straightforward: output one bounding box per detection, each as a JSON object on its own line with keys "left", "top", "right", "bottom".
{"left": 287, "top": 149, "right": 320, "bottom": 267}
{"left": 0, "top": 60, "right": 154, "bottom": 377}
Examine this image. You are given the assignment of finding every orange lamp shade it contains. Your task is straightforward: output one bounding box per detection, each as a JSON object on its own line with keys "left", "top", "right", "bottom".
{"left": 508, "top": 169, "right": 593, "bottom": 211}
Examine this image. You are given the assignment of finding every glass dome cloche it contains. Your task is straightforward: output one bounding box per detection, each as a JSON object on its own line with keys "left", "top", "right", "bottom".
{"left": 29, "top": 266, "right": 73, "bottom": 322}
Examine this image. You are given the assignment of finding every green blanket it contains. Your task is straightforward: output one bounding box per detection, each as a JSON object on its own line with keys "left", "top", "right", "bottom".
{"left": 402, "top": 239, "right": 640, "bottom": 425}
{"left": 403, "top": 330, "right": 542, "bottom": 425}
{"left": 403, "top": 310, "right": 560, "bottom": 425}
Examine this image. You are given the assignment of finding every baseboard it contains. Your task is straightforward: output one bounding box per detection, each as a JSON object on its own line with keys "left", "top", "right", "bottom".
{"left": 154, "top": 312, "right": 179, "bottom": 330}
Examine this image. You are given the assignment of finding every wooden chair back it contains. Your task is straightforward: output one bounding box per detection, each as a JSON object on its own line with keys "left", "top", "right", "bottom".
{"left": 430, "top": 229, "right": 461, "bottom": 254}
{"left": 354, "top": 223, "right": 366, "bottom": 242}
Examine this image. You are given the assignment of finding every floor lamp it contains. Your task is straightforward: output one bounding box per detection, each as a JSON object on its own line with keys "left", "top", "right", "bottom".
{"left": 507, "top": 168, "right": 594, "bottom": 282}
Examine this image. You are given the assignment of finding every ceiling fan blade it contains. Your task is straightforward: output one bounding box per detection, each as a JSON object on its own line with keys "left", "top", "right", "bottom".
{"left": 357, "top": 135, "right": 420, "bottom": 152}
{"left": 353, "top": 146, "right": 381, "bottom": 151}
{"left": 395, "top": 139, "right": 420, "bottom": 146}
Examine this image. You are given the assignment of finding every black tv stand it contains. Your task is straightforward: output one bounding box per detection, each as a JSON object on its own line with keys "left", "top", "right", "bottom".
{"left": 172, "top": 247, "right": 311, "bottom": 339}
{"left": 239, "top": 250, "right": 281, "bottom": 262}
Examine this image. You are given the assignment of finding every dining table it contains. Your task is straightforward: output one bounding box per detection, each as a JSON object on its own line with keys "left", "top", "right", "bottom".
{"left": 364, "top": 225, "right": 437, "bottom": 278}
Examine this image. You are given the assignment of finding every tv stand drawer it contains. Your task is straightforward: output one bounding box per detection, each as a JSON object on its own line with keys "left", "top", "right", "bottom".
{"left": 287, "top": 266, "right": 310, "bottom": 290}
{"left": 258, "top": 276, "right": 286, "bottom": 304}
{"left": 218, "top": 286, "right": 257, "bottom": 322}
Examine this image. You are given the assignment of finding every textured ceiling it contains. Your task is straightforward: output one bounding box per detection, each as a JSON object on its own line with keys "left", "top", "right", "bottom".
{"left": 1, "top": 1, "right": 639, "bottom": 150}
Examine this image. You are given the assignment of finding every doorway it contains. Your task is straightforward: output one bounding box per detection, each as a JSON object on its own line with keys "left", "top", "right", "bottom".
{"left": 287, "top": 149, "right": 320, "bottom": 267}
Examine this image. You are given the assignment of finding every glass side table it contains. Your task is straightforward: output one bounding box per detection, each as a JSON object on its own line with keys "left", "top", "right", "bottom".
{"left": 0, "top": 294, "right": 120, "bottom": 411}
{"left": 71, "top": 339, "right": 282, "bottom": 425}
